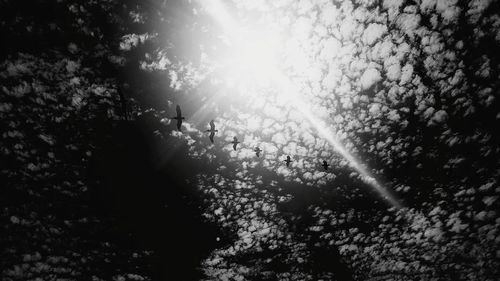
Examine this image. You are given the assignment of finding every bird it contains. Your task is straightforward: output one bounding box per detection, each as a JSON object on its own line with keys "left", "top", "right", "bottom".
{"left": 254, "top": 147, "right": 262, "bottom": 157}
{"left": 231, "top": 137, "right": 240, "bottom": 151}
{"left": 322, "top": 160, "right": 329, "bottom": 171}
{"left": 170, "top": 105, "right": 185, "bottom": 131}
{"left": 206, "top": 120, "right": 218, "bottom": 143}
{"left": 284, "top": 155, "right": 293, "bottom": 167}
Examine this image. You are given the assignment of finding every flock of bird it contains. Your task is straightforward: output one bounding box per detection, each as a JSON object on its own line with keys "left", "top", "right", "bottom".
{"left": 172, "top": 105, "right": 331, "bottom": 170}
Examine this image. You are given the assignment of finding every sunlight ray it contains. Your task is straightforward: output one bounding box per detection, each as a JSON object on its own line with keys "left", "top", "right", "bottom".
{"left": 196, "top": 0, "right": 402, "bottom": 208}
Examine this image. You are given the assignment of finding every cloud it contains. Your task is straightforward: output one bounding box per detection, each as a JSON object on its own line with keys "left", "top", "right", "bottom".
{"left": 271, "top": 132, "right": 288, "bottom": 146}
{"left": 320, "top": 37, "right": 341, "bottom": 60}
{"left": 430, "top": 109, "right": 448, "bottom": 125}
{"left": 435, "top": 0, "right": 460, "bottom": 23}
{"left": 362, "top": 23, "right": 387, "bottom": 45}
{"left": 383, "top": 0, "right": 404, "bottom": 10}
{"left": 384, "top": 56, "right": 401, "bottom": 81}
{"left": 360, "top": 68, "right": 382, "bottom": 89}
{"left": 119, "top": 33, "right": 156, "bottom": 51}
{"left": 420, "top": 0, "right": 437, "bottom": 13}
{"left": 151, "top": 0, "right": 500, "bottom": 278}
{"left": 400, "top": 63, "right": 414, "bottom": 85}
{"left": 396, "top": 13, "right": 421, "bottom": 39}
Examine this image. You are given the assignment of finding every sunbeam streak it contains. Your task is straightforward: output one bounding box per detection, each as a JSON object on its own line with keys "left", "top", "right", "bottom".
{"left": 198, "top": 0, "right": 402, "bottom": 208}
{"left": 273, "top": 70, "right": 402, "bottom": 208}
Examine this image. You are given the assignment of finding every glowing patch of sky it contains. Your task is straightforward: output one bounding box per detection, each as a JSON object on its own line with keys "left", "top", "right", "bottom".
{"left": 196, "top": 0, "right": 402, "bottom": 208}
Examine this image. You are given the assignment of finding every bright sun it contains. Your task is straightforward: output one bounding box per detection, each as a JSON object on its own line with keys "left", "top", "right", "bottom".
{"left": 224, "top": 29, "right": 281, "bottom": 88}
{"left": 197, "top": 0, "right": 284, "bottom": 90}
{"left": 195, "top": 0, "right": 402, "bottom": 208}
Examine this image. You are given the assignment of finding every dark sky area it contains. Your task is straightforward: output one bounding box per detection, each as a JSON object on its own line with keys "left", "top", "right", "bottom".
{"left": 1, "top": 0, "right": 500, "bottom": 280}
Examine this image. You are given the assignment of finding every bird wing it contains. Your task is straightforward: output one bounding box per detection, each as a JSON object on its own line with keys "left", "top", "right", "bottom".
{"left": 209, "top": 132, "right": 215, "bottom": 143}
{"left": 177, "top": 119, "right": 182, "bottom": 131}
{"left": 210, "top": 120, "right": 215, "bottom": 130}
{"left": 176, "top": 105, "right": 181, "bottom": 117}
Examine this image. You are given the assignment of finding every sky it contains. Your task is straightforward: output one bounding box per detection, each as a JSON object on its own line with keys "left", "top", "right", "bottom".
{"left": 1, "top": 0, "right": 499, "bottom": 280}
{"left": 115, "top": 0, "right": 500, "bottom": 279}
{"left": 130, "top": 0, "right": 495, "bottom": 196}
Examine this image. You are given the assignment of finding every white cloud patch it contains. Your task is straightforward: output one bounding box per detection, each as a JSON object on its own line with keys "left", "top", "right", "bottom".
{"left": 467, "top": 0, "right": 493, "bottom": 23}
{"left": 384, "top": 56, "right": 401, "bottom": 81}
{"left": 271, "top": 132, "right": 287, "bottom": 146}
{"left": 436, "top": 0, "right": 460, "bottom": 23}
{"left": 362, "top": 23, "right": 387, "bottom": 45}
{"left": 431, "top": 109, "right": 448, "bottom": 124}
{"left": 420, "top": 0, "right": 437, "bottom": 13}
{"left": 383, "top": 0, "right": 404, "bottom": 10}
{"left": 119, "top": 33, "right": 156, "bottom": 51}
{"left": 320, "top": 38, "right": 341, "bottom": 60}
{"left": 320, "top": 4, "right": 339, "bottom": 26}
{"left": 400, "top": 63, "right": 414, "bottom": 85}
{"left": 360, "top": 68, "right": 382, "bottom": 89}
{"left": 396, "top": 13, "right": 421, "bottom": 39}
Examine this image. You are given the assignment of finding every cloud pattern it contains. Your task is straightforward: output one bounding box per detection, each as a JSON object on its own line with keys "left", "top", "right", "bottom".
{"left": 132, "top": 0, "right": 500, "bottom": 279}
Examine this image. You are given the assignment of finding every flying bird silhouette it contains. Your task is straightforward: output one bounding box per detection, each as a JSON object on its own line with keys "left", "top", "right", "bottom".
{"left": 254, "top": 147, "right": 262, "bottom": 157}
{"left": 231, "top": 136, "right": 240, "bottom": 151}
{"left": 171, "top": 105, "right": 185, "bottom": 131}
{"left": 284, "top": 155, "right": 293, "bottom": 167}
{"left": 322, "top": 160, "right": 329, "bottom": 171}
{"left": 206, "top": 120, "right": 218, "bottom": 143}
